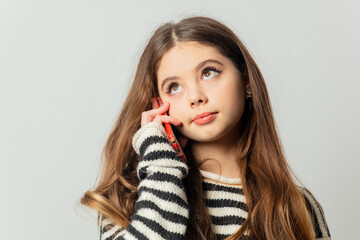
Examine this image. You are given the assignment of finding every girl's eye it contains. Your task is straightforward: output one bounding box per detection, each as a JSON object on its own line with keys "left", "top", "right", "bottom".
{"left": 165, "top": 66, "right": 221, "bottom": 95}
{"left": 202, "top": 66, "right": 221, "bottom": 80}
{"left": 166, "top": 82, "right": 183, "bottom": 95}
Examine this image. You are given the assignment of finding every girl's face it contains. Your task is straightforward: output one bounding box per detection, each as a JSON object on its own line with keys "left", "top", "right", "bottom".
{"left": 156, "top": 41, "right": 249, "bottom": 143}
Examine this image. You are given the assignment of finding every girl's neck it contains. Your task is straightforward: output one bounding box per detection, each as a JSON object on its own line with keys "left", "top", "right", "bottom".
{"left": 190, "top": 127, "right": 242, "bottom": 179}
{"left": 192, "top": 143, "right": 240, "bottom": 178}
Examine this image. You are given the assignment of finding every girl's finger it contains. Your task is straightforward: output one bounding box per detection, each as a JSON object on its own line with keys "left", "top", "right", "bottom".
{"left": 153, "top": 115, "right": 182, "bottom": 126}
{"left": 146, "top": 101, "right": 170, "bottom": 117}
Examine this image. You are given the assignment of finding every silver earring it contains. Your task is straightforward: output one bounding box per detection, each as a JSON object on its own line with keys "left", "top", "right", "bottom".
{"left": 246, "top": 90, "right": 252, "bottom": 99}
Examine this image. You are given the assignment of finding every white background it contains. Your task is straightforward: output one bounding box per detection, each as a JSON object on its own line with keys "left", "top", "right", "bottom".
{"left": 1, "top": 0, "right": 359, "bottom": 239}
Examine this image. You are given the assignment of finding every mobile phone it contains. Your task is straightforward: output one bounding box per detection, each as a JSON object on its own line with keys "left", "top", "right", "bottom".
{"left": 155, "top": 97, "right": 187, "bottom": 163}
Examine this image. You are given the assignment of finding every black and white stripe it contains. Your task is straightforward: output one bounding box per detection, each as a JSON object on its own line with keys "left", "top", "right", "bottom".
{"left": 200, "top": 170, "right": 250, "bottom": 239}
{"left": 301, "top": 187, "right": 332, "bottom": 239}
{"left": 99, "top": 122, "right": 189, "bottom": 240}
{"left": 199, "top": 171, "right": 331, "bottom": 240}
{"left": 98, "top": 122, "right": 331, "bottom": 240}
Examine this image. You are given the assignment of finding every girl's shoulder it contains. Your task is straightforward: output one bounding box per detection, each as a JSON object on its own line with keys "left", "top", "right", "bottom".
{"left": 298, "top": 186, "right": 331, "bottom": 239}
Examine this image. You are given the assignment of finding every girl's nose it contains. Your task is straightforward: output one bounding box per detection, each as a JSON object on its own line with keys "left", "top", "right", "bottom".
{"left": 191, "top": 98, "right": 206, "bottom": 107}
{"left": 188, "top": 86, "right": 208, "bottom": 107}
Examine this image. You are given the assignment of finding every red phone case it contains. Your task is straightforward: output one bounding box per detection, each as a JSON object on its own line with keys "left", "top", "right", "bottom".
{"left": 156, "top": 97, "right": 187, "bottom": 163}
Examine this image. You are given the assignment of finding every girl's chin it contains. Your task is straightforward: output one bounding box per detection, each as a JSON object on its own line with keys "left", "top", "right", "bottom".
{"left": 177, "top": 127, "right": 224, "bottom": 143}
{"left": 186, "top": 135, "right": 221, "bottom": 143}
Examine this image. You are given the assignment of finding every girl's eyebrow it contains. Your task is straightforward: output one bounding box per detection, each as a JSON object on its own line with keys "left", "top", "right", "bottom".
{"left": 160, "top": 59, "right": 224, "bottom": 91}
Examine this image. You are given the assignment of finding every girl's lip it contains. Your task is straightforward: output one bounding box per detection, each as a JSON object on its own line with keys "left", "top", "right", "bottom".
{"left": 193, "top": 113, "right": 218, "bottom": 125}
{"left": 193, "top": 112, "right": 218, "bottom": 122}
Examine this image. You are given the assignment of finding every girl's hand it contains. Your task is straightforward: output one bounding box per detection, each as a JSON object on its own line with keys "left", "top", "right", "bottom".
{"left": 140, "top": 98, "right": 188, "bottom": 149}
{"left": 140, "top": 98, "right": 181, "bottom": 127}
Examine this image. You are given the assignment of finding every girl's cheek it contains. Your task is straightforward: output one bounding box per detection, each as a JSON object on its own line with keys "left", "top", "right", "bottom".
{"left": 169, "top": 103, "right": 181, "bottom": 118}
{"left": 169, "top": 106, "right": 178, "bottom": 117}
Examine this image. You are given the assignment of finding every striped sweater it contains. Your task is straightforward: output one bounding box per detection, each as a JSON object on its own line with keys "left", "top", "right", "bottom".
{"left": 98, "top": 121, "right": 331, "bottom": 240}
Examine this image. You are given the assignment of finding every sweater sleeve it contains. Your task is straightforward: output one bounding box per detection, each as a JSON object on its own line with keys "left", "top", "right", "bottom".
{"left": 300, "top": 187, "right": 331, "bottom": 240}
{"left": 98, "top": 121, "right": 189, "bottom": 240}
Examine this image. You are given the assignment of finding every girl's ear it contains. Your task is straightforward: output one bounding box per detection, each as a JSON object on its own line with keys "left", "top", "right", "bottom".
{"left": 242, "top": 69, "right": 250, "bottom": 89}
{"left": 244, "top": 66, "right": 249, "bottom": 78}
{"left": 239, "top": 63, "right": 249, "bottom": 83}
{"left": 239, "top": 62, "right": 247, "bottom": 74}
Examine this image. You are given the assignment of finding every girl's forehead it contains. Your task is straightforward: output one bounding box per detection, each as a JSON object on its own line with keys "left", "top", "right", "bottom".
{"left": 157, "top": 42, "right": 227, "bottom": 73}
{"left": 161, "top": 41, "right": 223, "bottom": 61}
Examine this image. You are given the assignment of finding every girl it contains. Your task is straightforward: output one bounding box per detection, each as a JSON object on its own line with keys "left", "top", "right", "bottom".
{"left": 80, "top": 16, "right": 331, "bottom": 240}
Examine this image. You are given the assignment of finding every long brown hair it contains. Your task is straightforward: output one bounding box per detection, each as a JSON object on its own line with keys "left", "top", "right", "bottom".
{"left": 80, "top": 16, "right": 315, "bottom": 239}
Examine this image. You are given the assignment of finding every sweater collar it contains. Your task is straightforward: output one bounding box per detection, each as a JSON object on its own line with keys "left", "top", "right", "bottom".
{"left": 199, "top": 169, "right": 242, "bottom": 185}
